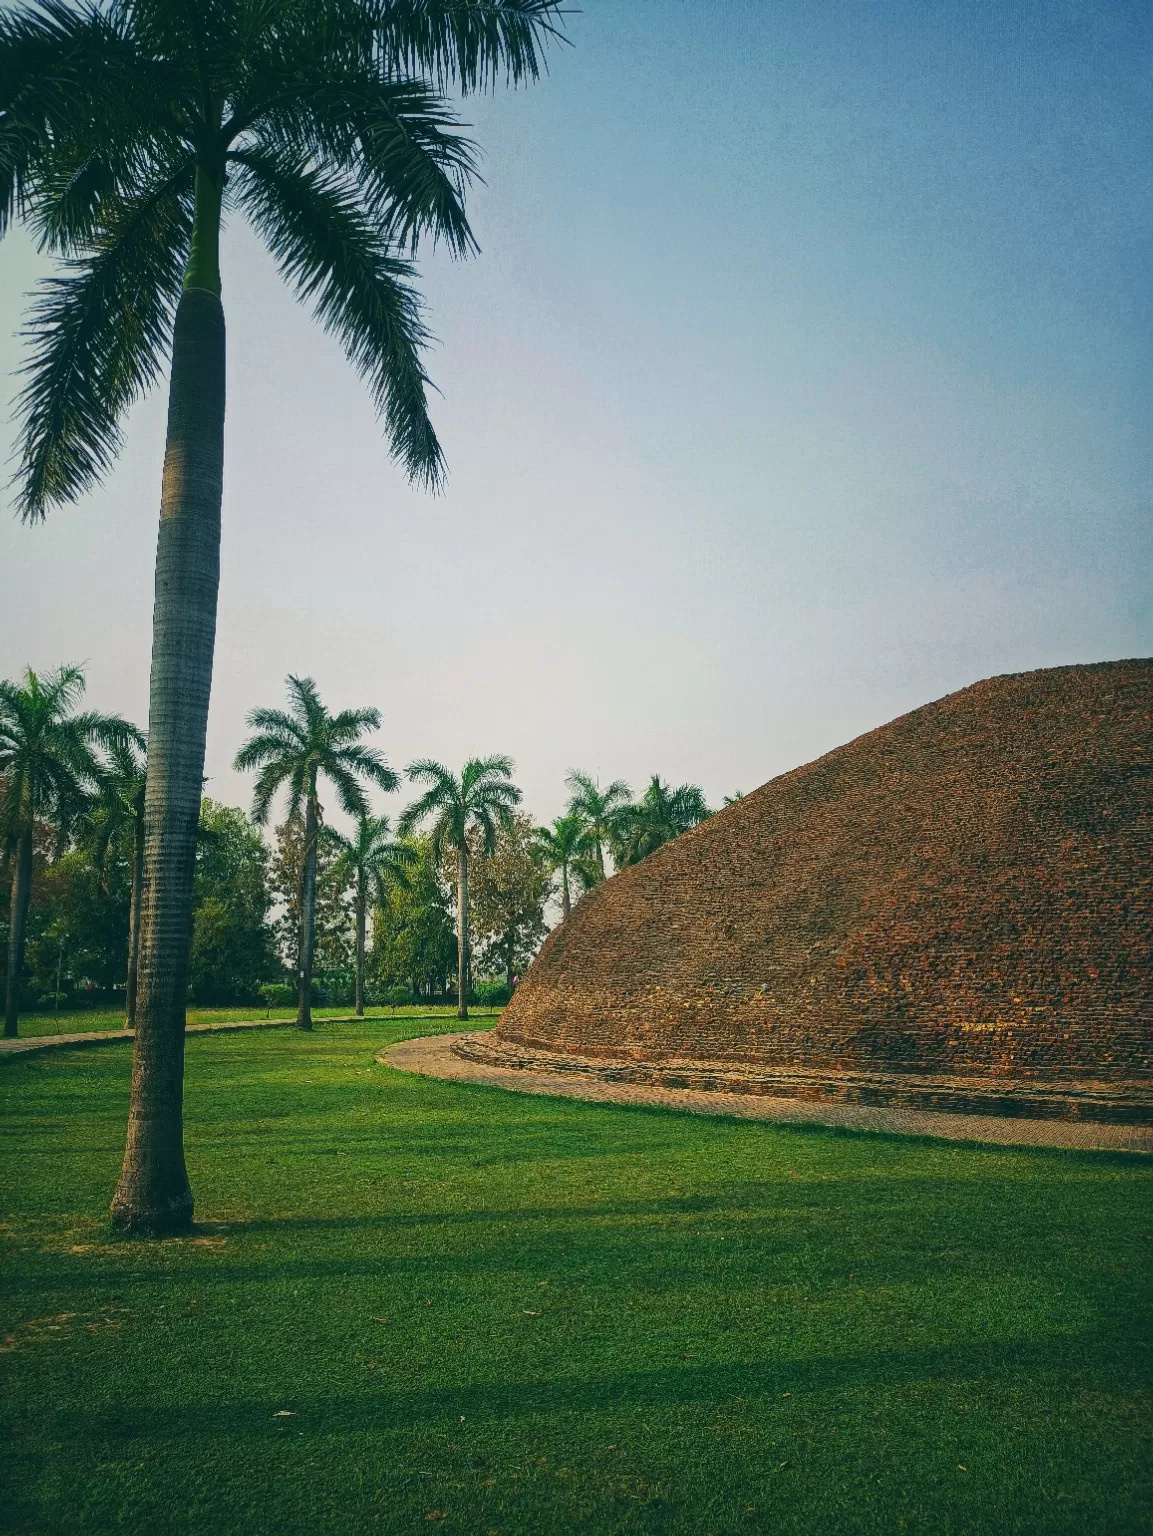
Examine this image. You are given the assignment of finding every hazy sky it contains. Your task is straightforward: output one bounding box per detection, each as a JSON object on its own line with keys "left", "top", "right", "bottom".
{"left": 2, "top": 0, "right": 1150, "bottom": 831}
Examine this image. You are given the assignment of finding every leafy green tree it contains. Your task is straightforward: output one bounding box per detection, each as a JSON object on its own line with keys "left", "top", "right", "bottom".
{"left": 326, "top": 814, "right": 413, "bottom": 1016}
{"left": 24, "top": 843, "right": 129, "bottom": 1006}
{"left": 235, "top": 676, "right": 396, "bottom": 1028}
{"left": 565, "top": 771, "right": 631, "bottom": 881}
{"left": 612, "top": 777, "right": 711, "bottom": 868}
{"left": 87, "top": 732, "right": 148, "bottom": 1025}
{"left": 190, "top": 799, "right": 276, "bottom": 1004}
{"left": 270, "top": 811, "right": 355, "bottom": 1002}
{"left": 533, "top": 812, "right": 594, "bottom": 919}
{"left": 400, "top": 756, "right": 521, "bottom": 1019}
{"left": 0, "top": 665, "right": 129, "bottom": 1035}
{"left": 368, "top": 838, "right": 456, "bottom": 1001}
{"left": 469, "top": 812, "right": 550, "bottom": 986}
{"left": 1, "top": 0, "right": 564, "bottom": 1232}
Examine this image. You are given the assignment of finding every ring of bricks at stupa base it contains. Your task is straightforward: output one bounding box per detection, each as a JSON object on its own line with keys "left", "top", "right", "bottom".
{"left": 380, "top": 1033, "right": 1152, "bottom": 1155}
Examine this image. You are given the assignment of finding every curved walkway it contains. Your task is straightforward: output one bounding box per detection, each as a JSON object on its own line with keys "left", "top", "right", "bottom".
{"left": 382, "top": 1031, "right": 1152, "bottom": 1154}
{"left": 0, "top": 1017, "right": 313, "bottom": 1058}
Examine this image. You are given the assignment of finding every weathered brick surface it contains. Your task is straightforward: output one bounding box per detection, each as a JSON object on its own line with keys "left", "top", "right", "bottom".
{"left": 498, "top": 661, "right": 1153, "bottom": 1120}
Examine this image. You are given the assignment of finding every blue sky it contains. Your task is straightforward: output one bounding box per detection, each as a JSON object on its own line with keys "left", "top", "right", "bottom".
{"left": 2, "top": 0, "right": 1150, "bottom": 826}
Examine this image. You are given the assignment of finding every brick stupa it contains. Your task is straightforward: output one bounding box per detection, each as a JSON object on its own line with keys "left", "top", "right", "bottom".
{"left": 462, "top": 661, "right": 1153, "bottom": 1122}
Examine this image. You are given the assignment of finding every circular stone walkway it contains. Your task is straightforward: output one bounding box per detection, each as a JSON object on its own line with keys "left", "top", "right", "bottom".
{"left": 382, "top": 1031, "right": 1152, "bottom": 1155}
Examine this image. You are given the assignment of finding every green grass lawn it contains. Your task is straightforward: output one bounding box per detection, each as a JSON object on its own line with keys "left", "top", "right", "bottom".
{"left": 11, "top": 1003, "right": 489, "bottom": 1038}
{"left": 1, "top": 1020, "right": 1150, "bottom": 1535}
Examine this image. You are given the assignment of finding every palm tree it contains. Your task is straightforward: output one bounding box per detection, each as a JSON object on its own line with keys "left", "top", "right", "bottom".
{"left": 87, "top": 729, "right": 148, "bottom": 1028}
{"left": 612, "top": 776, "right": 711, "bottom": 868}
{"left": 565, "top": 771, "right": 631, "bottom": 881}
{"left": 234, "top": 676, "right": 398, "bottom": 1030}
{"left": 0, "top": 665, "right": 130, "bottom": 1036}
{"left": 1, "top": 1, "right": 564, "bottom": 1233}
{"left": 399, "top": 757, "right": 521, "bottom": 1019}
{"left": 533, "top": 813, "right": 593, "bottom": 920}
{"left": 326, "top": 813, "right": 413, "bottom": 1017}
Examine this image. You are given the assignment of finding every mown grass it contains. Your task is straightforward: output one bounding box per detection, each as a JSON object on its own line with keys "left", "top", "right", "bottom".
{"left": 12, "top": 1003, "right": 490, "bottom": 1038}
{"left": 1, "top": 1019, "right": 1150, "bottom": 1535}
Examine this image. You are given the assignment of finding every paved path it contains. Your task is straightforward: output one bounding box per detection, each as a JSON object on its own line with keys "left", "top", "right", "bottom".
{"left": 382, "top": 1031, "right": 1152, "bottom": 1155}
{"left": 0, "top": 1017, "right": 331, "bottom": 1057}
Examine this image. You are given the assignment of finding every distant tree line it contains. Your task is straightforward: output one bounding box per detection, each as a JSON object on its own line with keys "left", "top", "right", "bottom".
{"left": 2, "top": 667, "right": 723, "bottom": 1033}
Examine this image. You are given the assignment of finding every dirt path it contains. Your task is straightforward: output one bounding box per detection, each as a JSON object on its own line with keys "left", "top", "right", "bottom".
{"left": 382, "top": 1031, "right": 1152, "bottom": 1154}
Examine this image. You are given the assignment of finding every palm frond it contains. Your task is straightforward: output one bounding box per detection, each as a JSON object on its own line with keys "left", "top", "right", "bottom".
{"left": 333, "top": 741, "right": 399, "bottom": 793}
{"left": 328, "top": 705, "right": 383, "bottom": 742}
{"left": 241, "top": 64, "right": 478, "bottom": 258}
{"left": 0, "top": 0, "right": 187, "bottom": 241}
{"left": 12, "top": 163, "right": 194, "bottom": 519}
{"left": 360, "top": 0, "right": 569, "bottom": 95}
{"left": 231, "top": 144, "right": 444, "bottom": 488}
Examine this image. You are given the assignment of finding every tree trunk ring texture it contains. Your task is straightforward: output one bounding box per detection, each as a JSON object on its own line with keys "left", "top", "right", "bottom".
{"left": 110, "top": 289, "right": 225, "bottom": 1236}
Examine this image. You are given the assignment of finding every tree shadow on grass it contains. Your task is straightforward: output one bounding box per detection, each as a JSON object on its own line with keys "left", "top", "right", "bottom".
{"left": 53, "top": 1329, "right": 1129, "bottom": 1444}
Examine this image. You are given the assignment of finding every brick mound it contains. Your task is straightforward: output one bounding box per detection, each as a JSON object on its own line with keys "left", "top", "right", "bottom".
{"left": 476, "top": 660, "right": 1153, "bottom": 1124}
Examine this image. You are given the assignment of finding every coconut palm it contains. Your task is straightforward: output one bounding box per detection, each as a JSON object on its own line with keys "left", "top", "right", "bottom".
{"left": 234, "top": 676, "right": 398, "bottom": 1030}
{"left": 0, "top": 665, "right": 131, "bottom": 1036}
{"left": 612, "top": 776, "right": 711, "bottom": 868}
{"left": 564, "top": 770, "right": 631, "bottom": 881}
{"left": 533, "top": 813, "right": 593, "bottom": 920}
{"left": 325, "top": 813, "right": 413, "bottom": 1017}
{"left": 1, "top": 0, "right": 564, "bottom": 1232}
{"left": 399, "top": 757, "right": 521, "bottom": 1019}
{"left": 87, "top": 729, "right": 148, "bottom": 1027}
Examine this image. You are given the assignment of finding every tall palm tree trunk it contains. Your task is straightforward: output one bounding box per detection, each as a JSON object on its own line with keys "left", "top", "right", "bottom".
{"left": 4, "top": 822, "right": 33, "bottom": 1038}
{"left": 456, "top": 845, "right": 469, "bottom": 1021}
{"left": 110, "top": 270, "right": 226, "bottom": 1235}
{"left": 297, "top": 791, "right": 319, "bottom": 1030}
{"left": 125, "top": 817, "right": 144, "bottom": 1029}
{"left": 354, "top": 874, "right": 366, "bottom": 1017}
{"left": 561, "top": 863, "right": 571, "bottom": 920}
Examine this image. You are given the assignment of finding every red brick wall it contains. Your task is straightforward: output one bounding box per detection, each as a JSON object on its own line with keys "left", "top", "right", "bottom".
{"left": 499, "top": 661, "right": 1153, "bottom": 1086}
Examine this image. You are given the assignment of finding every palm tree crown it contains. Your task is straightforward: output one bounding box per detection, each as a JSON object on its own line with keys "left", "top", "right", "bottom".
{"left": 400, "top": 755, "right": 522, "bottom": 861}
{"left": 235, "top": 675, "right": 398, "bottom": 825}
{"left": 400, "top": 754, "right": 521, "bottom": 1019}
{"left": 533, "top": 812, "right": 594, "bottom": 920}
{"left": 328, "top": 812, "right": 413, "bottom": 905}
{"left": 612, "top": 776, "right": 711, "bottom": 869}
{"left": 234, "top": 674, "right": 398, "bottom": 1029}
{"left": 87, "top": 731, "right": 148, "bottom": 876}
{"left": 564, "top": 770, "right": 631, "bottom": 881}
{"left": 2, "top": 0, "right": 565, "bottom": 514}
{"left": 0, "top": 664, "right": 133, "bottom": 1034}
{"left": 0, "top": 665, "right": 125, "bottom": 835}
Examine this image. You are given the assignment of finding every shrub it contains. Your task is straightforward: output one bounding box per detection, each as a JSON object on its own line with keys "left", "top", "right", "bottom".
{"left": 259, "top": 982, "right": 296, "bottom": 1015}
{"left": 475, "top": 978, "right": 510, "bottom": 1010}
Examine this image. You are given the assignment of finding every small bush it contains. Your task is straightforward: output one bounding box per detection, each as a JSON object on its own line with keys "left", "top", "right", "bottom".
{"left": 475, "top": 979, "right": 510, "bottom": 1010}
{"left": 259, "top": 983, "right": 296, "bottom": 1014}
